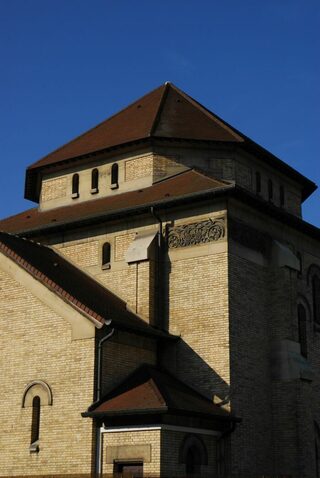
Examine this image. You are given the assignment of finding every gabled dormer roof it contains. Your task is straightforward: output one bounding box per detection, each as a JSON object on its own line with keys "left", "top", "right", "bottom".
{"left": 25, "top": 82, "right": 316, "bottom": 203}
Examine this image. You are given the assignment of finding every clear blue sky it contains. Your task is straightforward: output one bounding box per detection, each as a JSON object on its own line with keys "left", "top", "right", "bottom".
{"left": 0, "top": 0, "right": 319, "bottom": 226}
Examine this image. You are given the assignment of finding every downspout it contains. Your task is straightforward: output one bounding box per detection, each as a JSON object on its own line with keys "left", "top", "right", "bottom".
{"left": 94, "top": 325, "right": 114, "bottom": 477}
{"left": 150, "top": 207, "right": 163, "bottom": 328}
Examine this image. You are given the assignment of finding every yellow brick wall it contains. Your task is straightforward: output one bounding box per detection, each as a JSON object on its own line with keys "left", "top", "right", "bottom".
{"left": 102, "top": 429, "right": 161, "bottom": 476}
{"left": 101, "top": 332, "right": 157, "bottom": 394}
{"left": 0, "top": 269, "right": 95, "bottom": 477}
{"left": 125, "top": 154, "right": 153, "bottom": 181}
{"left": 167, "top": 251, "right": 230, "bottom": 401}
{"left": 114, "top": 233, "right": 136, "bottom": 262}
{"left": 40, "top": 177, "right": 67, "bottom": 202}
{"left": 61, "top": 240, "right": 100, "bottom": 267}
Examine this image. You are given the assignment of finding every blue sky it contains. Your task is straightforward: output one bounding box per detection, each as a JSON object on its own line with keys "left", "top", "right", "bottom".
{"left": 0, "top": 0, "right": 319, "bottom": 226}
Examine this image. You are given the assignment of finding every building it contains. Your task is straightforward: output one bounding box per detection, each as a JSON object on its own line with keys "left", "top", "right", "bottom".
{"left": 0, "top": 82, "right": 319, "bottom": 478}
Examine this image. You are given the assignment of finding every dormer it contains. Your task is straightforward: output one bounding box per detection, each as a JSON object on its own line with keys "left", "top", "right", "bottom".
{"left": 24, "top": 82, "right": 316, "bottom": 216}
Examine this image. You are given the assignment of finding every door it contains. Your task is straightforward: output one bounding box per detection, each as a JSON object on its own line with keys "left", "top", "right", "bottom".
{"left": 114, "top": 462, "right": 143, "bottom": 478}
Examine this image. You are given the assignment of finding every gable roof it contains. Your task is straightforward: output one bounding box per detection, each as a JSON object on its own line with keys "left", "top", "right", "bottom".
{"left": 1, "top": 170, "right": 232, "bottom": 236}
{"left": 24, "top": 82, "right": 316, "bottom": 202}
{"left": 83, "top": 364, "right": 236, "bottom": 421}
{"left": 0, "top": 232, "right": 176, "bottom": 339}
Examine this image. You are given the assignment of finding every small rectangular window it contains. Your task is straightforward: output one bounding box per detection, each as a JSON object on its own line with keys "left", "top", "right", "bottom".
{"left": 268, "top": 179, "right": 273, "bottom": 201}
{"left": 102, "top": 242, "right": 111, "bottom": 269}
{"left": 280, "top": 185, "right": 285, "bottom": 207}
{"left": 91, "top": 168, "right": 99, "bottom": 194}
{"left": 71, "top": 174, "right": 79, "bottom": 199}
{"left": 256, "top": 172, "right": 261, "bottom": 194}
{"left": 111, "top": 163, "right": 119, "bottom": 189}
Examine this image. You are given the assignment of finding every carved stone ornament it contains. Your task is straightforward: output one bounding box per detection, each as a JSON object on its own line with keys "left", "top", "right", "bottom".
{"left": 167, "top": 218, "right": 225, "bottom": 248}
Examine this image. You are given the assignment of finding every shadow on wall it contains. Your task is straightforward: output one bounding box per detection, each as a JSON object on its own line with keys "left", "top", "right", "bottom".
{"left": 160, "top": 338, "right": 230, "bottom": 406}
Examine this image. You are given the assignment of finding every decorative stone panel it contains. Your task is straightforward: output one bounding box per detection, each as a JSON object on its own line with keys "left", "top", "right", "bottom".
{"left": 167, "top": 217, "right": 225, "bottom": 249}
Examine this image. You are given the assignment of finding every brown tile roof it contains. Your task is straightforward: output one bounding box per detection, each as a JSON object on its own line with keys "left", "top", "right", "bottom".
{"left": 0, "top": 232, "right": 177, "bottom": 339}
{"left": 24, "top": 82, "right": 316, "bottom": 202}
{"left": 84, "top": 364, "right": 235, "bottom": 421}
{"left": 27, "top": 83, "right": 242, "bottom": 171}
{"left": 0, "top": 170, "right": 232, "bottom": 235}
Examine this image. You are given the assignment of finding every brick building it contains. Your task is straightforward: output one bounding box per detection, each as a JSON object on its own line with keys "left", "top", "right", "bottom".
{"left": 0, "top": 83, "right": 319, "bottom": 477}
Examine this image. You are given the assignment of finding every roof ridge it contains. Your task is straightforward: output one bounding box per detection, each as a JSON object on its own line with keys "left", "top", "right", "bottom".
{"left": 166, "top": 83, "right": 244, "bottom": 142}
{"left": 149, "top": 82, "right": 170, "bottom": 136}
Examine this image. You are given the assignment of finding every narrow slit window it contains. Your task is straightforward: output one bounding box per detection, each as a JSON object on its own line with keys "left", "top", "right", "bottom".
{"left": 102, "top": 242, "right": 111, "bottom": 269}
{"left": 256, "top": 172, "right": 261, "bottom": 194}
{"left": 268, "top": 179, "right": 273, "bottom": 201}
{"left": 31, "top": 396, "right": 41, "bottom": 449}
{"left": 72, "top": 173, "right": 79, "bottom": 198}
{"left": 312, "top": 275, "right": 320, "bottom": 326}
{"left": 298, "top": 304, "right": 307, "bottom": 358}
{"left": 91, "top": 168, "right": 99, "bottom": 194}
{"left": 280, "top": 185, "right": 285, "bottom": 207}
{"left": 111, "top": 163, "right": 119, "bottom": 189}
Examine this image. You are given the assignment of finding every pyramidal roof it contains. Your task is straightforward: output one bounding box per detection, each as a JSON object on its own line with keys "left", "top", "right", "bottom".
{"left": 28, "top": 82, "right": 243, "bottom": 172}
{"left": 25, "top": 82, "right": 316, "bottom": 202}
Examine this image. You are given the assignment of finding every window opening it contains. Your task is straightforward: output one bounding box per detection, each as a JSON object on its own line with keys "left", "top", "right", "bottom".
{"left": 72, "top": 173, "right": 80, "bottom": 198}
{"left": 111, "top": 163, "right": 119, "bottom": 189}
{"left": 255, "top": 172, "right": 261, "bottom": 194}
{"left": 113, "top": 462, "right": 143, "bottom": 478}
{"left": 186, "top": 447, "right": 201, "bottom": 476}
{"left": 280, "top": 185, "right": 285, "bottom": 207}
{"left": 298, "top": 304, "right": 307, "bottom": 358}
{"left": 312, "top": 275, "right": 320, "bottom": 327}
{"left": 268, "top": 179, "right": 273, "bottom": 201}
{"left": 296, "top": 252, "right": 302, "bottom": 279}
{"left": 102, "top": 242, "right": 111, "bottom": 269}
{"left": 30, "top": 395, "right": 40, "bottom": 452}
{"left": 91, "top": 168, "right": 99, "bottom": 194}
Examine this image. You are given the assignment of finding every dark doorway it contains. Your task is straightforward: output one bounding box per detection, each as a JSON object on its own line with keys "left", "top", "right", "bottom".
{"left": 113, "top": 462, "right": 143, "bottom": 478}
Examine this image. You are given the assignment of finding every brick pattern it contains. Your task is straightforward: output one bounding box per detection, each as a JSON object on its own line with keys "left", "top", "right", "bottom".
{"left": 114, "top": 233, "right": 136, "bottom": 262}
{"left": 41, "top": 177, "right": 67, "bottom": 202}
{"left": 235, "top": 162, "right": 252, "bottom": 189}
{"left": 60, "top": 240, "right": 99, "bottom": 267}
{"left": 161, "top": 430, "right": 218, "bottom": 477}
{"left": 0, "top": 269, "right": 95, "bottom": 476}
{"left": 167, "top": 252, "right": 230, "bottom": 401}
{"left": 125, "top": 155, "right": 153, "bottom": 181}
{"left": 102, "top": 429, "right": 161, "bottom": 476}
{"left": 153, "top": 155, "right": 181, "bottom": 181}
{"left": 101, "top": 332, "right": 157, "bottom": 395}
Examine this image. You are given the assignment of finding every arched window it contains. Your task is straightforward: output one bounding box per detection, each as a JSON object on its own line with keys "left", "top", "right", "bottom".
{"left": 31, "top": 396, "right": 41, "bottom": 447}
{"left": 91, "top": 168, "right": 99, "bottom": 194}
{"left": 111, "top": 163, "right": 119, "bottom": 189}
{"left": 22, "top": 380, "right": 52, "bottom": 453}
{"left": 72, "top": 173, "right": 80, "bottom": 198}
{"left": 312, "top": 275, "right": 320, "bottom": 327}
{"left": 298, "top": 304, "right": 307, "bottom": 358}
{"left": 102, "top": 242, "right": 111, "bottom": 269}
{"left": 268, "top": 179, "right": 273, "bottom": 201}
{"left": 179, "top": 434, "right": 208, "bottom": 476}
{"left": 280, "top": 185, "right": 285, "bottom": 207}
{"left": 255, "top": 172, "right": 261, "bottom": 194}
